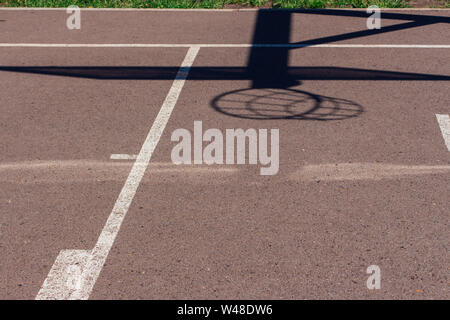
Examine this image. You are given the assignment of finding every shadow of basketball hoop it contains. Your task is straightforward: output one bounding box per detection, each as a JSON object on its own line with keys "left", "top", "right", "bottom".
{"left": 211, "top": 87, "right": 363, "bottom": 121}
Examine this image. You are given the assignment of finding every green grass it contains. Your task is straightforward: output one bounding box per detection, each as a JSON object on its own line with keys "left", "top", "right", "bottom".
{"left": 0, "top": 0, "right": 419, "bottom": 8}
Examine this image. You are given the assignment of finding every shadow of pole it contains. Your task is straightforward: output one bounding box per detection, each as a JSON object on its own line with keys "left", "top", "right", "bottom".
{"left": 248, "top": 10, "right": 299, "bottom": 89}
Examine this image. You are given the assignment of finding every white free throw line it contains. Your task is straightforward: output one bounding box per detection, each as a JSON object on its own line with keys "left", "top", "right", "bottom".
{"left": 36, "top": 46, "right": 200, "bottom": 300}
{"left": 110, "top": 154, "right": 138, "bottom": 160}
{"left": 0, "top": 43, "right": 450, "bottom": 48}
{"left": 436, "top": 114, "right": 450, "bottom": 152}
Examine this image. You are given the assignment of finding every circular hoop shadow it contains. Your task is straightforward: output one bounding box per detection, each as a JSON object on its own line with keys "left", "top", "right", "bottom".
{"left": 211, "top": 87, "right": 363, "bottom": 120}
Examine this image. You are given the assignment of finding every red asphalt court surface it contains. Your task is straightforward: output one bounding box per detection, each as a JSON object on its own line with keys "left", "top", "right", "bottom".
{"left": 0, "top": 8, "right": 449, "bottom": 299}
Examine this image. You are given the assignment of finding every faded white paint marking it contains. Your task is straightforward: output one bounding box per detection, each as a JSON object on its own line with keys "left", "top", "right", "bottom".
{"left": 110, "top": 154, "right": 138, "bottom": 160}
{"left": 436, "top": 114, "right": 450, "bottom": 151}
{"left": 0, "top": 160, "right": 237, "bottom": 184}
{"left": 1, "top": 43, "right": 450, "bottom": 48}
{"left": 294, "top": 163, "right": 450, "bottom": 181}
{"left": 36, "top": 46, "right": 200, "bottom": 300}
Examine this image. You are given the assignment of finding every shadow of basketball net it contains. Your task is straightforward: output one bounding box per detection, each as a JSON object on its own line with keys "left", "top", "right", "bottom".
{"left": 211, "top": 87, "right": 363, "bottom": 121}
{"left": 210, "top": 10, "right": 364, "bottom": 121}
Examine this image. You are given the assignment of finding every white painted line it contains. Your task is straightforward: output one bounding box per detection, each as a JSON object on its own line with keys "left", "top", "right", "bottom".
{"left": 36, "top": 46, "right": 200, "bottom": 300}
{"left": 436, "top": 114, "right": 450, "bottom": 152}
{"left": 110, "top": 154, "right": 138, "bottom": 160}
{"left": 0, "top": 43, "right": 450, "bottom": 48}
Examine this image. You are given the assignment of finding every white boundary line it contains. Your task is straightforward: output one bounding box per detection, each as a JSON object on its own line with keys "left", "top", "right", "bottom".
{"left": 0, "top": 43, "right": 449, "bottom": 48}
{"left": 436, "top": 114, "right": 450, "bottom": 152}
{"left": 36, "top": 46, "right": 200, "bottom": 300}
